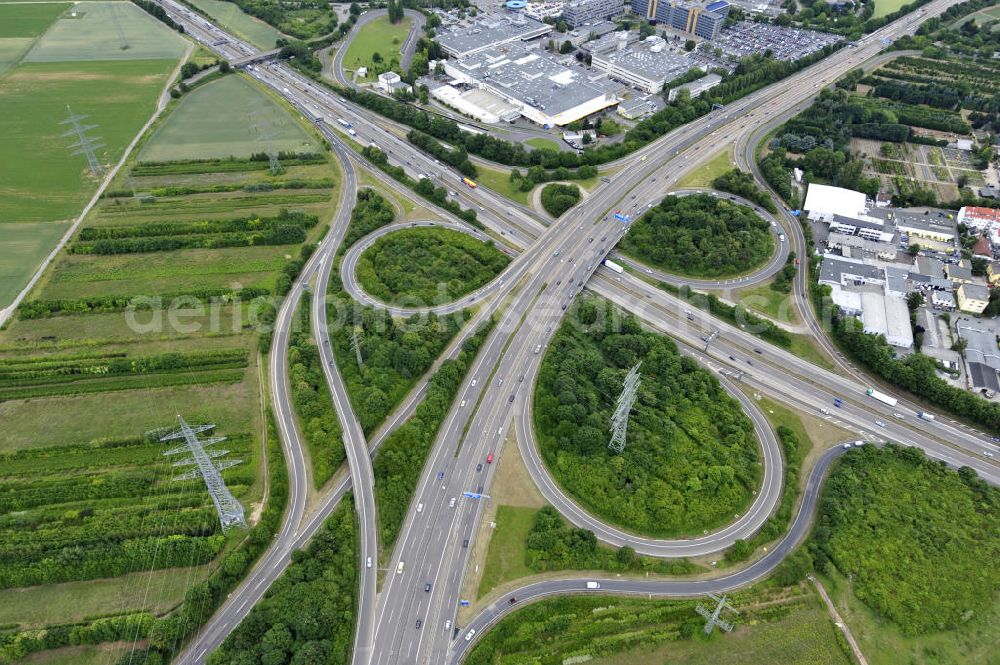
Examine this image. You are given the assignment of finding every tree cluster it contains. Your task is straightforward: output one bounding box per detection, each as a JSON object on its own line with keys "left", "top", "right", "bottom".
{"left": 539, "top": 183, "right": 581, "bottom": 217}
{"left": 534, "top": 297, "right": 760, "bottom": 537}
{"left": 620, "top": 193, "right": 774, "bottom": 278}
{"left": 810, "top": 444, "right": 999, "bottom": 635}
{"left": 711, "top": 168, "right": 778, "bottom": 213}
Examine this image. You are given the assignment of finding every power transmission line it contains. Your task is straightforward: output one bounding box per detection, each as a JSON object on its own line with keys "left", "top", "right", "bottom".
{"left": 696, "top": 593, "right": 738, "bottom": 635}
{"left": 608, "top": 361, "right": 641, "bottom": 454}
{"left": 109, "top": 3, "right": 130, "bottom": 51}
{"left": 61, "top": 105, "right": 105, "bottom": 177}
{"left": 161, "top": 416, "right": 246, "bottom": 531}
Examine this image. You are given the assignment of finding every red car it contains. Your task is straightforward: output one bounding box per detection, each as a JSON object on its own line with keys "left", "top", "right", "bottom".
{"left": 486, "top": 452, "right": 494, "bottom": 464}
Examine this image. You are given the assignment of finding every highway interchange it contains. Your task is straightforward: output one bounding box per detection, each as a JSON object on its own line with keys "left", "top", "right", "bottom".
{"left": 145, "top": 0, "right": 1000, "bottom": 663}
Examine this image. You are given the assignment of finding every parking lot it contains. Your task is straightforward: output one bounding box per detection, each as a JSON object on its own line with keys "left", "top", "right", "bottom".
{"left": 712, "top": 21, "right": 842, "bottom": 61}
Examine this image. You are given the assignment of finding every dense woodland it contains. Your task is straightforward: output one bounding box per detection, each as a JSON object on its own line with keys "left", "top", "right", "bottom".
{"left": 207, "top": 496, "right": 357, "bottom": 665}
{"left": 534, "top": 298, "right": 760, "bottom": 537}
{"left": 620, "top": 194, "right": 774, "bottom": 278}
{"left": 811, "top": 445, "right": 999, "bottom": 635}
{"left": 328, "top": 191, "right": 466, "bottom": 435}
{"left": 712, "top": 169, "right": 778, "bottom": 213}
{"left": 288, "top": 298, "right": 345, "bottom": 489}
{"left": 539, "top": 183, "right": 581, "bottom": 217}
{"left": 356, "top": 227, "right": 509, "bottom": 305}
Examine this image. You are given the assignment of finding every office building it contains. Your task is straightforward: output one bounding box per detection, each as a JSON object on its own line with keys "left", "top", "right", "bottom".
{"left": 563, "top": 0, "right": 626, "bottom": 27}
{"left": 666, "top": 72, "right": 721, "bottom": 100}
{"left": 630, "top": 0, "right": 730, "bottom": 40}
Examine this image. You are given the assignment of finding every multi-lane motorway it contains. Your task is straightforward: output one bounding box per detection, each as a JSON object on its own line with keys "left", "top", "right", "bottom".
{"left": 145, "top": 1, "right": 1000, "bottom": 663}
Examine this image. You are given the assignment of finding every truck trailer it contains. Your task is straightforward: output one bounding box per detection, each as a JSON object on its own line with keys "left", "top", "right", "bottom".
{"left": 866, "top": 388, "right": 898, "bottom": 407}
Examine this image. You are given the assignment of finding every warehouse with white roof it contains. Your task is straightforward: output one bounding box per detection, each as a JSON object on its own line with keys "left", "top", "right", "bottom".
{"left": 803, "top": 183, "right": 868, "bottom": 223}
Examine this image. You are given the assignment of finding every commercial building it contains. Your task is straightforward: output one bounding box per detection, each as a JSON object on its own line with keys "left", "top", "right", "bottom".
{"left": 666, "top": 72, "right": 721, "bottom": 101}
{"left": 617, "top": 95, "right": 657, "bottom": 119}
{"left": 803, "top": 183, "right": 868, "bottom": 223}
{"left": 562, "top": 0, "right": 626, "bottom": 27}
{"left": 861, "top": 290, "right": 913, "bottom": 349}
{"left": 443, "top": 45, "right": 619, "bottom": 126}
{"left": 631, "top": 0, "right": 730, "bottom": 40}
{"left": 436, "top": 14, "right": 552, "bottom": 59}
{"left": 523, "top": 2, "right": 565, "bottom": 21}
{"left": 430, "top": 84, "right": 521, "bottom": 123}
{"left": 590, "top": 34, "right": 694, "bottom": 93}
{"left": 377, "top": 72, "right": 412, "bottom": 96}
{"left": 957, "top": 283, "right": 991, "bottom": 314}
{"left": 893, "top": 215, "right": 957, "bottom": 244}
{"left": 957, "top": 206, "right": 1000, "bottom": 232}
{"left": 958, "top": 322, "right": 1000, "bottom": 393}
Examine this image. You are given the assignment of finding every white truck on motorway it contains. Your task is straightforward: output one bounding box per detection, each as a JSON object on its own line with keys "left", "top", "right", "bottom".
{"left": 603, "top": 259, "right": 624, "bottom": 274}
{"left": 917, "top": 411, "right": 935, "bottom": 421}
{"left": 866, "top": 388, "right": 898, "bottom": 407}
{"left": 586, "top": 581, "right": 601, "bottom": 589}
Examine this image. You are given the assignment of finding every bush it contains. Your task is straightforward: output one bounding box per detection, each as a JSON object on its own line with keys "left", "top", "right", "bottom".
{"left": 539, "top": 183, "right": 581, "bottom": 217}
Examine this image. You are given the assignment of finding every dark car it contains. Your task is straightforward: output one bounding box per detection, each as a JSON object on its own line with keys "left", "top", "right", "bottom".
{"left": 463, "top": 539, "right": 469, "bottom": 548}
{"left": 437, "top": 471, "right": 445, "bottom": 481}
{"left": 415, "top": 619, "right": 423, "bottom": 629}
{"left": 508, "top": 394, "right": 515, "bottom": 403}
{"left": 754, "top": 348, "right": 763, "bottom": 354}
{"left": 476, "top": 463, "right": 483, "bottom": 472}
{"left": 424, "top": 583, "right": 432, "bottom": 592}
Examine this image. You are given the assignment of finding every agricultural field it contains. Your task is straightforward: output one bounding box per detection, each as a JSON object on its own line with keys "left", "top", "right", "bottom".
{"left": 340, "top": 15, "right": 412, "bottom": 81}
{"left": 465, "top": 586, "right": 853, "bottom": 665}
{"left": 140, "top": 75, "right": 317, "bottom": 161}
{"left": 0, "top": 73, "right": 339, "bottom": 664}
{"left": 0, "top": 0, "right": 188, "bottom": 311}
{"left": 183, "top": 0, "right": 284, "bottom": 49}
{"left": 355, "top": 226, "right": 510, "bottom": 305}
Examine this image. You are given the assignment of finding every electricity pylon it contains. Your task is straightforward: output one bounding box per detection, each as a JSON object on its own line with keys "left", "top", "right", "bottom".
{"left": 61, "top": 106, "right": 105, "bottom": 177}
{"left": 696, "top": 593, "right": 738, "bottom": 635}
{"left": 608, "top": 362, "right": 641, "bottom": 454}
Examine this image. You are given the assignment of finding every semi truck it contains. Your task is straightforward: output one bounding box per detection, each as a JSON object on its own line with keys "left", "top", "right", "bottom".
{"left": 603, "top": 259, "right": 624, "bottom": 274}
{"left": 917, "top": 411, "right": 935, "bottom": 421}
{"left": 336, "top": 118, "right": 351, "bottom": 128}
{"left": 866, "top": 388, "right": 898, "bottom": 407}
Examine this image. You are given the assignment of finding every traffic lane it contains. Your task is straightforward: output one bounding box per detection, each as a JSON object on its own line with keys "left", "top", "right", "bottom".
{"left": 447, "top": 444, "right": 849, "bottom": 663}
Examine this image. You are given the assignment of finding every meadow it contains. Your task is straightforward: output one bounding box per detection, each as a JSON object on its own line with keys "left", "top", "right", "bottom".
{"left": 0, "top": 2, "right": 69, "bottom": 39}
{"left": 184, "top": 0, "right": 284, "bottom": 49}
{"left": 0, "top": 221, "right": 70, "bottom": 308}
{"left": 140, "top": 75, "right": 316, "bottom": 161}
{"left": 340, "top": 15, "right": 412, "bottom": 80}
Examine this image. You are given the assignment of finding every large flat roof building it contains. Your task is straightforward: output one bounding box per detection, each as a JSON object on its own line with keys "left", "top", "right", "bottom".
{"left": 563, "top": 0, "right": 626, "bottom": 27}
{"left": 804, "top": 183, "right": 868, "bottom": 223}
{"left": 667, "top": 72, "right": 721, "bottom": 100}
{"left": 861, "top": 290, "right": 913, "bottom": 349}
{"left": 590, "top": 34, "right": 694, "bottom": 93}
{"left": 444, "top": 45, "right": 619, "bottom": 126}
{"left": 436, "top": 14, "right": 553, "bottom": 59}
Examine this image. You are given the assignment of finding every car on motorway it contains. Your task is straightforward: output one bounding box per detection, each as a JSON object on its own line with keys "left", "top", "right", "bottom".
{"left": 445, "top": 620, "right": 452, "bottom": 630}
{"left": 509, "top": 597, "right": 517, "bottom": 604}
{"left": 985, "top": 451, "right": 994, "bottom": 458}
{"left": 875, "top": 420, "right": 886, "bottom": 428}
{"left": 463, "top": 538, "right": 469, "bottom": 548}
{"left": 465, "top": 629, "right": 476, "bottom": 641}
{"left": 448, "top": 497, "right": 456, "bottom": 508}
{"left": 366, "top": 557, "right": 372, "bottom": 568}
{"left": 834, "top": 397, "right": 843, "bottom": 408}
{"left": 417, "top": 503, "right": 424, "bottom": 513}
{"left": 424, "top": 583, "right": 432, "bottom": 592}
{"left": 437, "top": 471, "right": 445, "bottom": 480}
{"left": 487, "top": 452, "right": 494, "bottom": 464}
{"left": 508, "top": 394, "right": 515, "bottom": 403}
{"left": 842, "top": 442, "right": 852, "bottom": 449}
{"left": 396, "top": 561, "right": 405, "bottom": 574}
{"left": 476, "top": 463, "right": 483, "bottom": 472}
{"left": 893, "top": 412, "right": 904, "bottom": 419}
{"left": 754, "top": 348, "right": 763, "bottom": 354}
{"left": 415, "top": 619, "right": 422, "bottom": 629}
{"left": 471, "top": 378, "right": 477, "bottom": 387}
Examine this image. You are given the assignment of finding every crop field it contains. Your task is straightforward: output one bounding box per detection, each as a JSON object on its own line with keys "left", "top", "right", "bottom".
{"left": 0, "top": 72, "right": 340, "bottom": 662}
{"left": 185, "top": 0, "right": 284, "bottom": 49}
{"left": 0, "top": 2, "right": 69, "bottom": 38}
{"left": 24, "top": 1, "right": 187, "bottom": 62}
{"left": 341, "top": 15, "right": 412, "bottom": 79}
{"left": 140, "top": 75, "right": 317, "bottom": 161}
{"left": 0, "top": 221, "right": 70, "bottom": 308}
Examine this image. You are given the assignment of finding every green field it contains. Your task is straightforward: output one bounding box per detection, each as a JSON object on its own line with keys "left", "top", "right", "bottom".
{"left": 341, "top": 15, "right": 412, "bottom": 79}
{"left": 140, "top": 75, "right": 316, "bottom": 161}
{"left": 24, "top": 1, "right": 187, "bottom": 62}
{"left": 0, "top": 221, "right": 69, "bottom": 307}
{"left": 675, "top": 147, "right": 735, "bottom": 189}
{"left": 466, "top": 588, "right": 852, "bottom": 665}
{"left": 872, "top": 0, "right": 912, "bottom": 19}
{"left": 476, "top": 505, "right": 537, "bottom": 598}
{"left": 0, "top": 58, "right": 179, "bottom": 222}
{"left": 185, "top": 0, "right": 284, "bottom": 49}
{"left": 0, "top": 2, "right": 68, "bottom": 38}
{"left": 525, "top": 137, "right": 561, "bottom": 151}
{"left": 473, "top": 164, "right": 530, "bottom": 205}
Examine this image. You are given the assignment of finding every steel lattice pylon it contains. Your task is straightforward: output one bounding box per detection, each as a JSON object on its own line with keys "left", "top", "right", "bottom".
{"left": 608, "top": 362, "right": 641, "bottom": 454}
{"left": 161, "top": 416, "right": 246, "bottom": 531}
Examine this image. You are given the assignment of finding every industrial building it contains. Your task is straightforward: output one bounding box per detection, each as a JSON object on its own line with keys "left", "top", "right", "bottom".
{"left": 861, "top": 290, "right": 914, "bottom": 349}
{"left": 589, "top": 33, "right": 693, "bottom": 93}
{"left": 803, "top": 183, "right": 868, "bottom": 223}
{"left": 630, "top": 0, "right": 730, "bottom": 40}
{"left": 436, "top": 14, "right": 552, "bottom": 59}
{"left": 443, "top": 45, "right": 619, "bottom": 126}
{"left": 667, "top": 72, "right": 721, "bottom": 101}
{"left": 562, "top": 0, "right": 626, "bottom": 27}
